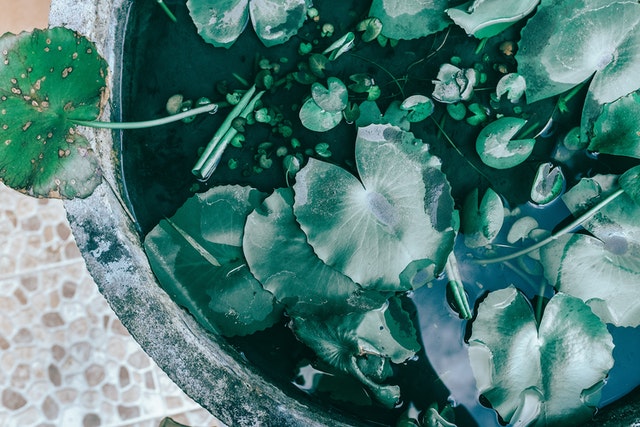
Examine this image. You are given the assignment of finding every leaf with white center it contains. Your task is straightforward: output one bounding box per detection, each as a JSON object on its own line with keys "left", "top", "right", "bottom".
{"left": 144, "top": 185, "right": 283, "bottom": 337}
{"left": 0, "top": 28, "right": 106, "bottom": 198}
{"left": 299, "top": 97, "right": 343, "bottom": 132}
{"left": 541, "top": 234, "right": 640, "bottom": 327}
{"left": 293, "top": 123, "right": 455, "bottom": 290}
{"left": 496, "top": 73, "right": 527, "bottom": 103}
{"left": 476, "top": 117, "right": 536, "bottom": 169}
{"left": 469, "top": 286, "right": 614, "bottom": 425}
{"left": 620, "top": 165, "right": 640, "bottom": 206}
{"left": 243, "top": 188, "right": 384, "bottom": 318}
{"left": 311, "top": 77, "right": 348, "bottom": 113}
{"left": 369, "top": 0, "right": 451, "bottom": 40}
{"left": 517, "top": 0, "right": 640, "bottom": 104}
{"left": 447, "top": 0, "right": 540, "bottom": 39}
{"left": 530, "top": 162, "right": 564, "bottom": 205}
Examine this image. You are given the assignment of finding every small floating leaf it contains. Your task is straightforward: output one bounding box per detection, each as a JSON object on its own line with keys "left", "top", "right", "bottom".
{"left": 400, "top": 95, "right": 434, "bottom": 122}
{"left": 356, "top": 17, "right": 383, "bottom": 42}
{"left": 469, "top": 286, "right": 614, "bottom": 426}
{"left": 311, "top": 77, "right": 348, "bottom": 112}
{"left": 299, "top": 97, "right": 343, "bottom": 132}
{"left": 322, "top": 32, "right": 355, "bottom": 61}
{"left": 249, "top": 0, "right": 309, "bottom": 47}
{"left": 432, "top": 64, "right": 478, "bottom": 104}
{"left": 530, "top": 162, "right": 565, "bottom": 205}
{"left": 476, "top": 117, "right": 536, "bottom": 169}
{"left": 446, "top": 103, "right": 467, "bottom": 121}
{"left": 506, "top": 216, "right": 539, "bottom": 244}
{"left": 447, "top": 0, "right": 540, "bottom": 39}
{"left": 462, "top": 188, "right": 504, "bottom": 248}
{"left": 0, "top": 28, "right": 106, "bottom": 198}
{"left": 495, "top": 73, "right": 527, "bottom": 103}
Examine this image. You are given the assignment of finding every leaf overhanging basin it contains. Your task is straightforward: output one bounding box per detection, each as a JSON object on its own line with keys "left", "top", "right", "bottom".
{"left": 0, "top": 28, "right": 106, "bottom": 198}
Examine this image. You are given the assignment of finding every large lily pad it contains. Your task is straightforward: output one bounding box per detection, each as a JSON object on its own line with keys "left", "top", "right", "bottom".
{"left": 369, "top": 0, "right": 451, "bottom": 40}
{"left": 243, "top": 188, "right": 384, "bottom": 318}
{"left": 293, "top": 123, "right": 455, "bottom": 290}
{"left": 0, "top": 28, "right": 106, "bottom": 198}
{"left": 589, "top": 90, "right": 640, "bottom": 158}
{"left": 468, "top": 286, "right": 614, "bottom": 426}
{"left": 541, "top": 179, "right": 640, "bottom": 327}
{"left": 144, "top": 185, "right": 283, "bottom": 337}
{"left": 517, "top": 0, "right": 640, "bottom": 105}
{"left": 447, "top": 0, "right": 540, "bottom": 39}
{"left": 187, "top": 0, "right": 308, "bottom": 48}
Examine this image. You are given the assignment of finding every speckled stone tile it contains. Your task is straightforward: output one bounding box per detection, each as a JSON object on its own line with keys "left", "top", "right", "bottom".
{"left": 0, "top": 184, "right": 223, "bottom": 427}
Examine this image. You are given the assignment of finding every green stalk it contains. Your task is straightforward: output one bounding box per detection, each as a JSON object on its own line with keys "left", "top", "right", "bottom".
{"left": 70, "top": 103, "right": 219, "bottom": 129}
{"left": 476, "top": 187, "right": 625, "bottom": 264}
{"left": 445, "top": 253, "right": 472, "bottom": 320}
{"left": 157, "top": 0, "right": 178, "bottom": 23}
{"left": 192, "top": 87, "right": 265, "bottom": 180}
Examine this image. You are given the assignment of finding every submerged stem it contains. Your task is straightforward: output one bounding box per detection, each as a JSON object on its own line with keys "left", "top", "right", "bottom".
{"left": 476, "top": 187, "right": 625, "bottom": 264}
{"left": 348, "top": 53, "right": 405, "bottom": 99}
{"left": 70, "top": 103, "right": 219, "bottom": 129}
{"left": 445, "top": 253, "right": 472, "bottom": 320}
{"left": 192, "top": 86, "right": 264, "bottom": 180}
{"left": 157, "top": 0, "right": 177, "bottom": 23}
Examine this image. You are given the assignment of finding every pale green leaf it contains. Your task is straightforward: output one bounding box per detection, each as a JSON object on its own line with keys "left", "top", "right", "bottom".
{"left": 469, "top": 286, "right": 614, "bottom": 425}
{"left": 476, "top": 117, "right": 536, "bottom": 169}
{"left": 293, "top": 123, "right": 455, "bottom": 290}
{"left": 517, "top": 0, "right": 640, "bottom": 104}
{"left": 589, "top": 90, "right": 640, "bottom": 158}
{"left": 462, "top": 188, "right": 504, "bottom": 248}
{"left": 249, "top": 0, "right": 308, "bottom": 47}
{"left": 299, "top": 97, "right": 343, "bottom": 132}
{"left": 369, "top": 0, "right": 451, "bottom": 40}
{"left": 447, "top": 0, "right": 540, "bottom": 39}
{"left": 187, "top": 0, "right": 250, "bottom": 48}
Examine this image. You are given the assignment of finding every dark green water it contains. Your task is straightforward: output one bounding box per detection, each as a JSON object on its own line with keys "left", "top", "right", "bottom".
{"left": 116, "top": 1, "right": 640, "bottom": 425}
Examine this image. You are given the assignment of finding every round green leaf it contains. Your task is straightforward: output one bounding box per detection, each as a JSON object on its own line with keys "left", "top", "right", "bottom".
{"left": 496, "top": 73, "right": 527, "bottom": 103}
{"left": 311, "top": 77, "right": 348, "bottom": 113}
{"left": 469, "top": 286, "right": 614, "bottom": 425}
{"left": 293, "top": 123, "right": 455, "bottom": 290}
{"left": 299, "top": 97, "right": 343, "bottom": 132}
{"left": 0, "top": 28, "right": 106, "bottom": 198}
{"left": 517, "top": 0, "right": 640, "bottom": 104}
{"left": 476, "top": 117, "right": 536, "bottom": 169}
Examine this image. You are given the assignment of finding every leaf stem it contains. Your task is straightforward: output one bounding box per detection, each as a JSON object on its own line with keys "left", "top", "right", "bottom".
{"left": 69, "top": 103, "right": 219, "bottom": 129}
{"left": 192, "top": 86, "right": 264, "bottom": 180}
{"left": 475, "top": 187, "right": 625, "bottom": 264}
{"left": 348, "top": 53, "right": 405, "bottom": 99}
{"left": 445, "top": 253, "right": 472, "bottom": 320}
{"left": 157, "top": 0, "right": 177, "bottom": 23}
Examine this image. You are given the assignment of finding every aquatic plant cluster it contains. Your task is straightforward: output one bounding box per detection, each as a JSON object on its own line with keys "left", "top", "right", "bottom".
{"left": 2, "top": 0, "right": 640, "bottom": 425}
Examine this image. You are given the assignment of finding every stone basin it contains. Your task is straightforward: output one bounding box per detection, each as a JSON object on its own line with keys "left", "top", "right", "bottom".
{"left": 49, "top": 0, "right": 640, "bottom": 425}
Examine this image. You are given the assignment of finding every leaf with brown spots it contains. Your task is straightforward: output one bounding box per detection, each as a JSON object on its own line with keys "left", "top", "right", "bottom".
{"left": 0, "top": 27, "right": 107, "bottom": 198}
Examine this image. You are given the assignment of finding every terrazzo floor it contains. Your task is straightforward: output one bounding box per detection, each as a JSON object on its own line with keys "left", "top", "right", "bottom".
{"left": 1, "top": 1, "right": 222, "bottom": 426}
